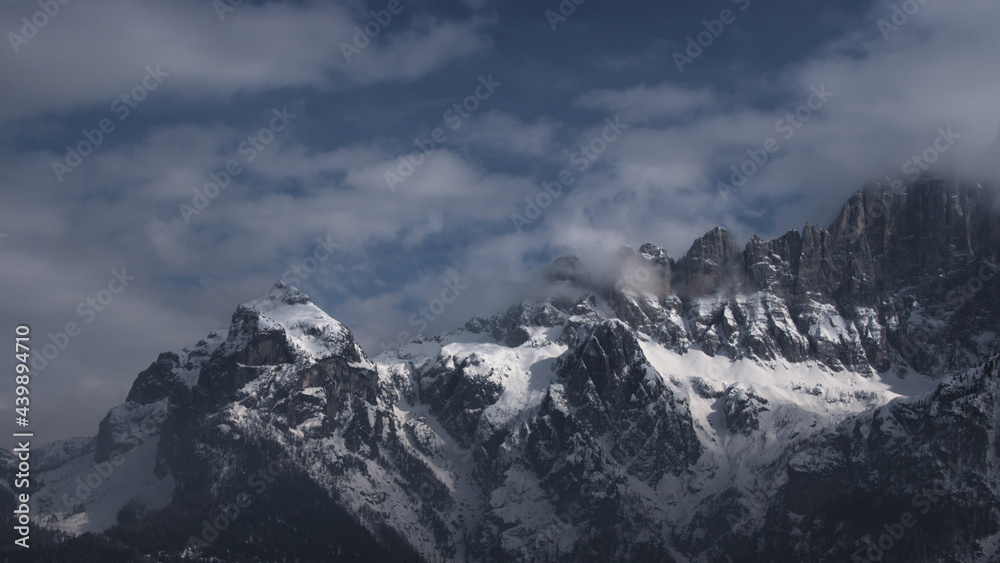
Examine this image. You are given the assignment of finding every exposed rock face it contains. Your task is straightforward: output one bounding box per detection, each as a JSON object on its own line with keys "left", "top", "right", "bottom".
{"left": 557, "top": 320, "right": 701, "bottom": 482}
{"left": 676, "top": 226, "right": 738, "bottom": 297}
{"left": 125, "top": 330, "right": 225, "bottom": 404}
{"left": 742, "top": 230, "right": 802, "bottom": 293}
{"left": 595, "top": 179, "right": 1000, "bottom": 377}
{"left": 755, "top": 357, "right": 1000, "bottom": 563}
{"left": 418, "top": 353, "right": 505, "bottom": 447}
{"left": 722, "top": 385, "right": 770, "bottom": 435}
{"left": 23, "top": 179, "right": 1000, "bottom": 563}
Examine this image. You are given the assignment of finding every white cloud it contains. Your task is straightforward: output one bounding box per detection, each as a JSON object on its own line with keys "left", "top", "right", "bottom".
{"left": 0, "top": 0, "right": 492, "bottom": 121}
{"left": 3, "top": 0, "right": 999, "bottom": 446}
{"left": 455, "top": 110, "right": 557, "bottom": 156}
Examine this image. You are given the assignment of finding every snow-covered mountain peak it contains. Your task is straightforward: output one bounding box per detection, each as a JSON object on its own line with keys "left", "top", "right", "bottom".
{"left": 245, "top": 279, "right": 313, "bottom": 310}
{"left": 225, "top": 280, "right": 355, "bottom": 362}
{"left": 17, "top": 179, "right": 1000, "bottom": 562}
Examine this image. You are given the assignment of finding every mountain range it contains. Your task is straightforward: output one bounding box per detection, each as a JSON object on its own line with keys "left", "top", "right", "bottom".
{"left": 3, "top": 177, "right": 999, "bottom": 562}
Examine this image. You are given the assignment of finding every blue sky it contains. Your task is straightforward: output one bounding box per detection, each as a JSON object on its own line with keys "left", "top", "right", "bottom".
{"left": 1, "top": 0, "right": 998, "bottom": 443}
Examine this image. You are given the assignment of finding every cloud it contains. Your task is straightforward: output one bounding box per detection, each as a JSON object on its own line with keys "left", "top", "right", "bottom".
{"left": 454, "top": 110, "right": 557, "bottom": 157}
{"left": 577, "top": 83, "right": 717, "bottom": 122}
{"left": 0, "top": 0, "right": 492, "bottom": 121}
{"left": 2, "top": 0, "right": 999, "bottom": 447}
{"left": 566, "top": 0, "right": 1000, "bottom": 248}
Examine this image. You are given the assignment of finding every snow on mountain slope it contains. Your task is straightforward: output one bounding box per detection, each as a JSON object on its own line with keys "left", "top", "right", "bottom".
{"left": 24, "top": 280, "right": 974, "bottom": 560}
{"left": 636, "top": 336, "right": 937, "bottom": 536}
{"left": 361, "top": 287, "right": 942, "bottom": 560}
{"left": 24, "top": 180, "right": 1000, "bottom": 562}
{"left": 34, "top": 433, "right": 174, "bottom": 535}
{"left": 226, "top": 280, "right": 358, "bottom": 362}
{"left": 753, "top": 355, "right": 1000, "bottom": 562}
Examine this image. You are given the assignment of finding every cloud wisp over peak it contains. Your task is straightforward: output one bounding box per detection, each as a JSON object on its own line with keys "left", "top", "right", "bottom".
{"left": 1, "top": 0, "right": 998, "bottom": 444}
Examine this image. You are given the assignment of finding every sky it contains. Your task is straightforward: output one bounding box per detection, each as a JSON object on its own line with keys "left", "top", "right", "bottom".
{"left": 1, "top": 0, "right": 999, "bottom": 445}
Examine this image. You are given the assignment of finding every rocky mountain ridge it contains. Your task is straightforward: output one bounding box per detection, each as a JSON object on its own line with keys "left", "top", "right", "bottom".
{"left": 4, "top": 178, "right": 999, "bottom": 562}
